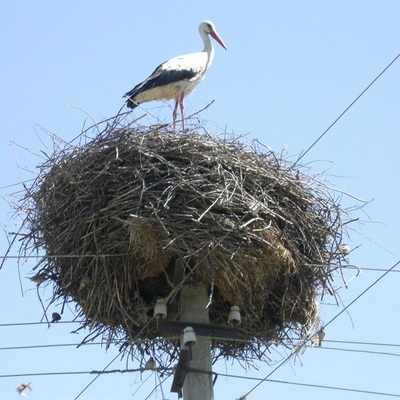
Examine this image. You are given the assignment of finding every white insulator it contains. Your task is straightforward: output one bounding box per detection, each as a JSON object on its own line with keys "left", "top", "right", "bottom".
{"left": 154, "top": 298, "right": 168, "bottom": 319}
{"left": 182, "top": 326, "right": 197, "bottom": 347}
{"left": 228, "top": 305, "right": 241, "bottom": 326}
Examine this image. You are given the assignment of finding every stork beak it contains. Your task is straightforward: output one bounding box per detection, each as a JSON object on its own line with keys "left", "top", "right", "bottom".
{"left": 210, "top": 30, "right": 227, "bottom": 50}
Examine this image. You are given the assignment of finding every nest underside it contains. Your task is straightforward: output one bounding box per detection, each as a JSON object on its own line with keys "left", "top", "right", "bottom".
{"left": 19, "top": 120, "right": 348, "bottom": 366}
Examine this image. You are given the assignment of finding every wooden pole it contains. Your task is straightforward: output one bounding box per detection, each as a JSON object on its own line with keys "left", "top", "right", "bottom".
{"left": 180, "top": 281, "right": 214, "bottom": 400}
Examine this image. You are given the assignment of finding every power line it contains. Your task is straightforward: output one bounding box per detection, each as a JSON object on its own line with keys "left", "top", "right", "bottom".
{"left": 0, "top": 321, "right": 82, "bottom": 327}
{"left": 240, "top": 258, "right": 400, "bottom": 399}
{"left": 3, "top": 254, "right": 399, "bottom": 274}
{"left": 0, "top": 342, "right": 113, "bottom": 351}
{"left": 324, "top": 258, "right": 400, "bottom": 329}
{"left": 324, "top": 339, "right": 400, "bottom": 348}
{"left": 0, "top": 337, "right": 180, "bottom": 352}
{"left": 1, "top": 338, "right": 400, "bottom": 353}
{"left": 72, "top": 314, "right": 159, "bottom": 399}
{"left": 316, "top": 345, "right": 400, "bottom": 358}
{"left": 360, "top": 267, "right": 400, "bottom": 273}
{"left": 73, "top": 352, "right": 122, "bottom": 400}
{"left": 0, "top": 371, "right": 94, "bottom": 378}
{"left": 260, "top": 377, "right": 400, "bottom": 398}
{"left": 0, "top": 367, "right": 171, "bottom": 379}
{"left": 3, "top": 253, "right": 400, "bottom": 277}
{"left": 178, "top": 368, "right": 400, "bottom": 398}
{"left": 0, "top": 254, "right": 131, "bottom": 260}
{"left": 2, "top": 367, "right": 399, "bottom": 398}
{"left": 293, "top": 51, "right": 400, "bottom": 167}
{"left": 220, "top": 373, "right": 400, "bottom": 398}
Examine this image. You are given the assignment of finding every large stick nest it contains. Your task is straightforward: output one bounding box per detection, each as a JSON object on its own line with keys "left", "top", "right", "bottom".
{"left": 17, "top": 117, "right": 351, "bottom": 366}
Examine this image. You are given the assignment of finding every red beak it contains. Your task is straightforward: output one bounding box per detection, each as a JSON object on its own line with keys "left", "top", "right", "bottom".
{"left": 210, "top": 29, "right": 228, "bottom": 50}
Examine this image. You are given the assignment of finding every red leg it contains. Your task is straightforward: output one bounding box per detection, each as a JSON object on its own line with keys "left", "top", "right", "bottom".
{"left": 172, "top": 99, "right": 179, "bottom": 130}
{"left": 179, "top": 93, "right": 185, "bottom": 131}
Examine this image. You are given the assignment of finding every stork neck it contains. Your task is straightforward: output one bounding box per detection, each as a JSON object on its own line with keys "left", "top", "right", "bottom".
{"left": 200, "top": 31, "right": 214, "bottom": 57}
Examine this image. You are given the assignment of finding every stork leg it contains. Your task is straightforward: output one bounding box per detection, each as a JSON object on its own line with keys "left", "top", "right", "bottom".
{"left": 179, "top": 93, "right": 186, "bottom": 131}
{"left": 172, "top": 99, "right": 179, "bottom": 130}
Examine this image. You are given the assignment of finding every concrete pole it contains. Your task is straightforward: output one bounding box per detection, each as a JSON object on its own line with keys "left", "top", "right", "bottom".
{"left": 180, "top": 281, "right": 214, "bottom": 400}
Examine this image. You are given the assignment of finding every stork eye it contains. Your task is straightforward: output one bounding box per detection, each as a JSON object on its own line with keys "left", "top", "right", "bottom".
{"left": 206, "top": 23, "right": 212, "bottom": 30}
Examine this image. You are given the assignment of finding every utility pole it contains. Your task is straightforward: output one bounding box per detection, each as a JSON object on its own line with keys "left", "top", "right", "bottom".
{"left": 180, "top": 281, "right": 214, "bottom": 400}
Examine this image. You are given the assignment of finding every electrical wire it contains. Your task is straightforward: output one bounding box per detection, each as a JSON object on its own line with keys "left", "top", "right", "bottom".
{"left": 70, "top": 314, "right": 160, "bottom": 399}
{"left": 0, "top": 371, "right": 92, "bottom": 378}
{"left": 0, "top": 321, "right": 82, "bottom": 327}
{"left": 73, "top": 352, "right": 121, "bottom": 400}
{"left": 293, "top": 51, "right": 400, "bottom": 167}
{"left": 131, "top": 370, "right": 157, "bottom": 398}
{"left": 359, "top": 267, "right": 400, "bottom": 273}
{"left": 239, "top": 258, "right": 400, "bottom": 399}
{"left": 324, "top": 258, "right": 400, "bottom": 329}
{"left": 0, "top": 343, "right": 95, "bottom": 351}
{"left": 2, "top": 338, "right": 400, "bottom": 400}
{"left": 143, "top": 372, "right": 172, "bottom": 400}
{"left": 324, "top": 339, "right": 400, "bottom": 348}
{"left": 2, "top": 367, "right": 400, "bottom": 398}
{"left": 315, "top": 346, "right": 400, "bottom": 358}
{"left": 0, "top": 254, "right": 132, "bottom": 259}
{"left": 1, "top": 338, "right": 399, "bottom": 353}
{"left": 213, "top": 372, "right": 400, "bottom": 398}
{"left": 0, "top": 337, "right": 180, "bottom": 352}
{"left": 0, "top": 367, "right": 172, "bottom": 379}
{"left": 0, "top": 254, "right": 398, "bottom": 400}
{"left": 3, "top": 254, "right": 399, "bottom": 274}
{"left": 185, "top": 368, "right": 400, "bottom": 398}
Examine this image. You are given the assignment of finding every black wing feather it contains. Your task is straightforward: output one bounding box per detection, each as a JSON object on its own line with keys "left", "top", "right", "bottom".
{"left": 124, "top": 62, "right": 198, "bottom": 109}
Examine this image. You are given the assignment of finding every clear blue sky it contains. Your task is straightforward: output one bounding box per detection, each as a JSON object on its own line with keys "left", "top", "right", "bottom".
{"left": 1, "top": 1, "right": 400, "bottom": 399}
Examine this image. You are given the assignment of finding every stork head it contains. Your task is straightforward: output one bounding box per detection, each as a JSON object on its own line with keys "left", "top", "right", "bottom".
{"left": 199, "top": 20, "right": 227, "bottom": 50}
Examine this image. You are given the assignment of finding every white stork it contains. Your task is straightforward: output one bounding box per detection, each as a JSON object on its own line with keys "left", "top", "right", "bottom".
{"left": 124, "top": 20, "right": 227, "bottom": 130}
